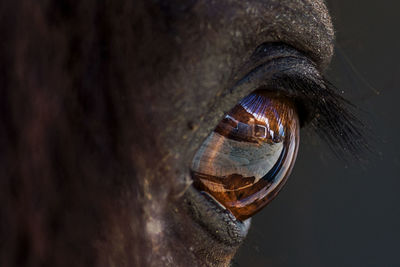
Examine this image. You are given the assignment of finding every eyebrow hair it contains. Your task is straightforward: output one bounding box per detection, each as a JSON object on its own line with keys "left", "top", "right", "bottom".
{"left": 230, "top": 43, "right": 368, "bottom": 160}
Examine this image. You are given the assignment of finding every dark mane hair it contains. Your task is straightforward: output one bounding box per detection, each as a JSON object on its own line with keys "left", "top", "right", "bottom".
{"left": 0, "top": 2, "right": 160, "bottom": 266}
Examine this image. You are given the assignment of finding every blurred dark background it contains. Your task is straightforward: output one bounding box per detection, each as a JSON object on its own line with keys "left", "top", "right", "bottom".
{"left": 235, "top": 1, "right": 400, "bottom": 266}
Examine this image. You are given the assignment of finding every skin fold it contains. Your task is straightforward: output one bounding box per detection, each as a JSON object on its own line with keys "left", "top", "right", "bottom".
{"left": 0, "top": 0, "right": 334, "bottom": 266}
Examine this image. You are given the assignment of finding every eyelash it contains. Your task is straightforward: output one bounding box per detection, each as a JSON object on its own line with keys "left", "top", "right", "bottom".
{"left": 269, "top": 74, "right": 368, "bottom": 160}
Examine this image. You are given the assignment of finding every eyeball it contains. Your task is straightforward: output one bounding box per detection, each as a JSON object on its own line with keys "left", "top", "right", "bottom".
{"left": 190, "top": 91, "right": 300, "bottom": 221}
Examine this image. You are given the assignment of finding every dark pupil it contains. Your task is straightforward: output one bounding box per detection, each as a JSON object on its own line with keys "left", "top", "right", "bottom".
{"left": 190, "top": 92, "right": 299, "bottom": 221}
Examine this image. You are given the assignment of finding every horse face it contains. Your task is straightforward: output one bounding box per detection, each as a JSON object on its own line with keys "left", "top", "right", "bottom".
{"left": 0, "top": 1, "right": 336, "bottom": 266}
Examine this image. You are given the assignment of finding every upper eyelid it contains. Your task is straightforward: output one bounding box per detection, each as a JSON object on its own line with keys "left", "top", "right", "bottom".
{"left": 227, "top": 50, "right": 324, "bottom": 111}
{"left": 214, "top": 44, "right": 319, "bottom": 116}
{"left": 231, "top": 43, "right": 319, "bottom": 81}
{"left": 228, "top": 43, "right": 322, "bottom": 95}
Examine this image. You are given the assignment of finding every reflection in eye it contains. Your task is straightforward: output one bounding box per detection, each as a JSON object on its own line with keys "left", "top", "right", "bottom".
{"left": 191, "top": 91, "right": 300, "bottom": 221}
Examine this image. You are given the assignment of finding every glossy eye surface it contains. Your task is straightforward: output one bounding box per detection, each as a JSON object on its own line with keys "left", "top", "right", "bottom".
{"left": 191, "top": 91, "right": 300, "bottom": 221}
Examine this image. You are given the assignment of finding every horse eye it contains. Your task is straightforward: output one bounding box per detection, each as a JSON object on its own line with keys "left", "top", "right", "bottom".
{"left": 190, "top": 91, "right": 300, "bottom": 221}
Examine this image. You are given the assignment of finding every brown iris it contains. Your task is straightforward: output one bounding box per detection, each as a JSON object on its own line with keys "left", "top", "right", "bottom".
{"left": 191, "top": 91, "right": 300, "bottom": 221}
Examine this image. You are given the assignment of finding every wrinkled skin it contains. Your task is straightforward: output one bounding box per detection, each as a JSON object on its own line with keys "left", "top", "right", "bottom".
{"left": 0, "top": 0, "right": 334, "bottom": 266}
